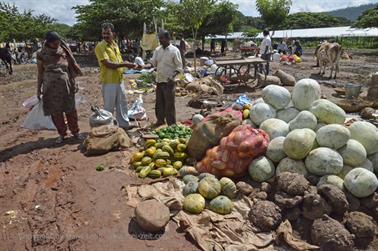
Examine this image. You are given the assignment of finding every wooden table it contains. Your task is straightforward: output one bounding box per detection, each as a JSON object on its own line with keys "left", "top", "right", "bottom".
{"left": 214, "top": 57, "right": 267, "bottom": 85}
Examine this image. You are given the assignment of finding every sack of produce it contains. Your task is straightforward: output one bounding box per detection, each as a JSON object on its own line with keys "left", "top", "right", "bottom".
{"left": 188, "top": 114, "right": 241, "bottom": 160}
{"left": 196, "top": 125, "right": 269, "bottom": 177}
{"left": 273, "top": 69, "right": 296, "bottom": 86}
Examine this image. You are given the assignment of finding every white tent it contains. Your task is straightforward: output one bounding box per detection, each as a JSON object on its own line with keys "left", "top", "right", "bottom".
{"left": 256, "top": 26, "right": 378, "bottom": 39}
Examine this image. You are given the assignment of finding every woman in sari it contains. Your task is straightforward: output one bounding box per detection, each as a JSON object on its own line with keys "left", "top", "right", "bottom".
{"left": 37, "top": 31, "right": 83, "bottom": 143}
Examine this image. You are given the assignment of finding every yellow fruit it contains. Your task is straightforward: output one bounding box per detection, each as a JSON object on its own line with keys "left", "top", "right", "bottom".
{"left": 179, "top": 138, "right": 188, "bottom": 144}
{"left": 174, "top": 152, "right": 188, "bottom": 161}
{"left": 132, "top": 151, "right": 145, "bottom": 162}
{"left": 166, "top": 164, "right": 174, "bottom": 169}
{"left": 146, "top": 147, "right": 157, "bottom": 157}
{"left": 145, "top": 139, "right": 157, "bottom": 148}
{"left": 169, "top": 139, "right": 180, "bottom": 150}
{"left": 162, "top": 168, "right": 178, "bottom": 176}
{"left": 132, "top": 161, "right": 142, "bottom": 169}
{"left": 136, "top": 165, "right": 145, "bottom": 173}
{"left": 243, "top": 109, "right": 250, "bottom": 120}
{"left": 155, "top": 159, "right": 167, "bottom": 168}
{"left": 173, "top": 161, "right": 183, "bottom": 170}
{"left": 243, "top": 104, "right": 251, "bottom": 110}
{"left": 141, "top": 156, "right": 152, "bottom": 166}
{"left": 154, "top": 142, "right": 164, "bottom": 149}
{"left": 154, "top": 150, "right": 171, "bottom": 159}
{"left": 139, "top": 164, "right": 154, "bottom": 178}
{"left": 162, "top": 145, "right": 175, "bottom": 156}
{"left": 166, "top": 159, "right": 172, "bottom": 165}
{"left": 177, "top": 144, "right": 187, "bottom": 152}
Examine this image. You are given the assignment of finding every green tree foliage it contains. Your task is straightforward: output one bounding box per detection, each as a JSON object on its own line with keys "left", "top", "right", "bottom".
{"left": 73, "top": 0, "right": 165, "bottom": 40}
{"left": 280, "top": 12, "right": 351, "bottom": 29}
{"left": 255, "top": 0, "right": 291, "bottom": 33}
{"left": 354, "top": 5, "right": 378, "bottom": 28}
{"left": 0, "top": 2, "right": 56, "bottom": 41}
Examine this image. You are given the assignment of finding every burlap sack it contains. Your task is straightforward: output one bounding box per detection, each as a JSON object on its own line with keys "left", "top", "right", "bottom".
{"left": 257, "top": 73, "right": 281, "bottom": 87}
{"left": 274, "top": 69, "right": 296, "bottom": 86}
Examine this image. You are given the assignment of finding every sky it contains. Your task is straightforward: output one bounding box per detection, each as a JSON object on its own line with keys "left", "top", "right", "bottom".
{"left": 4, "top": 0, "right": 378, "bottom": 25}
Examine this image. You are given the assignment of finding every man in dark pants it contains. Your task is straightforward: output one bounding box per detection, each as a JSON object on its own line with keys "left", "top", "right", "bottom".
{"left": 142, "top": 30, "right": 183, "bottom": 127}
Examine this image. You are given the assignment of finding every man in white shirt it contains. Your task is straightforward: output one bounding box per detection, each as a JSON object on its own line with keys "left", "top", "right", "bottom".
{"left": 259, "top": 29, "right": 272, "bottom": 75}
{"left": 142, "top": 30, "right": 183, "bottom": 126}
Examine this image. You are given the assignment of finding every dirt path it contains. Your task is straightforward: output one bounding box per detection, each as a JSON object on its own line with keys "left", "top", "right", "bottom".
{"left": 0, "top": 50, "right": 377, "bottom": 250}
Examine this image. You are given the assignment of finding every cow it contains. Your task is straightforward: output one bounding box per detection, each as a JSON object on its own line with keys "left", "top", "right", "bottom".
{"left": 0, "top": 47, "right": 13, "bottom": 75}
{"left": 315, "top": 41, "right": 342, "bottom": 79}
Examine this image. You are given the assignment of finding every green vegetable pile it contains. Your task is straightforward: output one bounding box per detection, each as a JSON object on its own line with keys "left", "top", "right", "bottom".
{"left": 136, "top": 73, "right": 155, "bottom": 88}
{"left": 155, "top": 125, "right": 192, "bottom": 140}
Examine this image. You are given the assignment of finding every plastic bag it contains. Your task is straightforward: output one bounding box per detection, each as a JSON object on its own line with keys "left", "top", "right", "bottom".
{"left": 89, "top": 106, "right": 114, "bottom": 128}
{"left": 232, "top": 95, "right": 252, "bottom": 110}
{"left": 22, "top": 95, "right": 39, "bottom": 109}
{"left": 127, "top": 94, "right": 147, "bottom": 120}
{"left": 21, "top": 101, "right": 56, "bottom": 130}
{"left": 196, "top": 125, "right": 269, "bottom": 177}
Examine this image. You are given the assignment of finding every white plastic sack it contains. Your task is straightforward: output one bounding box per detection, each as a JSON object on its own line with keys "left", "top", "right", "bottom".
{"left": 21, "top": 101, "right": 56, "bottom": 130}
{"left": 134, "top": 57, "right": 145, "bottom": 66}
{"left": 127, "top": 94, "right": 147, "bottom": 120}
{"left": 22, "top": 95, "right": 39, "bottom": 109}
{"left": 89, "top": 107, "right": 114, "bottom": 128}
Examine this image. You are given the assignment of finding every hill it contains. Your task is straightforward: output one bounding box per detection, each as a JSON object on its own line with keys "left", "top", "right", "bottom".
{"left": 326, "top": 3, "right": 378, "bottom": 21}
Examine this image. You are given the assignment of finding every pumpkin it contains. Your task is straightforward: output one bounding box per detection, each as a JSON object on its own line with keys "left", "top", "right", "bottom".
{"left": 368, "top": 152, "right": 378, "bottom": 173}
{"left": 179, "top": 166, "right": 199, "bottom": 177}
{"left": 283, "top": 129, "right": 316, "bottom": 160}
{"left": 317, "top": 175, "right": 344, "bottom": 190}
{"left": 276, "top": 157, "right": 308, "bottom": 176}
{"left": 344, "top": 168, "right": 378, "bottom": 198}
{"left": 305, "top": 147, "right": 344, "bottom": 176}
{"left": 209, "top": 195, "right": 233, "bottom": 215}
{"left": 250, "top": 102, "right": 276, "bottom": 126}
{"left": 292, "top": 78, "right": 321, "bottom": 111}
{"left": 349, "top": 121, "right": 378, "bottom": 155}
{"left": 316, "top": 124, "right": 350, "bottom": 149}
{"left": 198, "top": 173, "right": 216, "bottom": 180}
{"left": 183, "top": 194, "right": 206, "bottom": 214}
{"left": 362, "top": 159, "right": 374, "bottom": 173}
{"left": 288, "top": 111, "right": 317, "bottom": 131}
{"left": 309, "top": 99, "right": 346, "bottom": 125}
{"left": 220, "top": 177, "right": 238, "bottom": 199}
{"left": 338, "top": 139, "right": 367, "bottom": 167}
{"left": 262, "top": 85, "right": 291, "bottom": 109}
{"left": 183, "top": 174, "right": 199, "bottom": 184}
{"left": 198, "top": 176, "right": 221, "bottom": 199}
{"left": 260, "top": 118, "right": 289, "bottom": 140}
{"left": 248, "top": 156, "right": 275, "bottom": 182}
{"left": 266, "top": 136, "right": 286, "bottom": 163}
{"left": 277, "top": 107, "right": 300, "bottom": 123}
{"left": 183, "top": 181, "right": 199, "bottom": 196}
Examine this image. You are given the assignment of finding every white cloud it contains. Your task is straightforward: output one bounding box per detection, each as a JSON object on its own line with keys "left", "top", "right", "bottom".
{"left": 3, "top": 0, "right": 378, "bottom": 25}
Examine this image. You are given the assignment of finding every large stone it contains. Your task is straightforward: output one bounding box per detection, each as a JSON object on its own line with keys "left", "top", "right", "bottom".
{"left": 135, "top": 200, "right": 170, "bottom": 232}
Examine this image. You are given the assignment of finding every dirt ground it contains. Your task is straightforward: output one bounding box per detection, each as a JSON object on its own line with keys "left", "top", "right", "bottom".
{"left": 0, "top": 50, "right": 377, "bottom": 251}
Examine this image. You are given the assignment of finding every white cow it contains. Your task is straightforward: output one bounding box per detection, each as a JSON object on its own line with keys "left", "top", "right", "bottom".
{"left": 316, "top": 42, "right": 342, "bottom": 79}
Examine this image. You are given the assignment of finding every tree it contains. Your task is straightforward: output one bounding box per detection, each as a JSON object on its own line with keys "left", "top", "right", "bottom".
{"left": 255, "top": 0, "right": 292, "bottom": 35}
{"left": 280, "top": 12, "right": 351, "bottom": 29}
{"left": 173, "top": 0, "right": 215, "bottom": 71}
{"left": 354, "top": 5, "right": 378, "bottom": 28}
{"left": 73, "top": 0, "right": 165, "bottom": 40}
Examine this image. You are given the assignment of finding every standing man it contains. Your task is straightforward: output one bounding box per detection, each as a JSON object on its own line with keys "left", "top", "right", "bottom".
{"left": 142, "top": 30, "right": 183, "bottom": 127}
{"left": 259, "top": 29, "right": 272, "bottom": 75}
{"left": 179, "top": 36, "right": 187, "bottom": 68}
{"left": 95, "top": 23, "right": 137, "bottom": 130}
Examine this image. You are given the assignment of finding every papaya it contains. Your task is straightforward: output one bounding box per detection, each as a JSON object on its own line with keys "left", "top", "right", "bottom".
{"left": 177, "top": 144, "right": 187, "bottom": 152}
{"left": 162, "top": 145, "right": 175, "bottom": 156}
{"left": 145, "top": 147, "right": 156, "bottom": 157}
{"left": 155, "top": 159, "right": 167, "bottom": 168}
{"left": 179, "top": 138, "right": 188, "bottom": 144}
{"left": 145, "top": 139, "right": 157, "bottom": 148}
{"left": 243, "top": 109, "right": 250, "bottom": 120}
{"left": 162, "top": 167, "right": 178, "bottom": 176}
{"left": 139, "top": 163, "right": 154, "bottom": 178}
{"left": 132, "top": 161, "right": 142, "bottom": 169}
{"left": 154, "top": 142, "right": 164, "bottom": 149}
{"left": 173, "top": 161, "right": 183, "bottom": 170}
{"left": 166, "top": 159, "right": 172, "bottom": 165}
{"left": 154, "top": 150, "right": 171, "bottom": 159}
{"left": 148, "top": 170, "right": 161, "bottom": 179}
{"left": 141, "top": 156, "right": 152, "bottom": 166}
{"left": 136, "top": 165, "right": 145, "bottom": 173}
{"left": 132, "top": 151, "right": 145, "bottom": 162}
{"left": 166, "top": 164, "right": 174, "bottom": 169}
{"left": 174, "top": 152, "right": 188, "bottom": 161}
{"left": 169, "top": 139, "right": 180, "bottom": 150}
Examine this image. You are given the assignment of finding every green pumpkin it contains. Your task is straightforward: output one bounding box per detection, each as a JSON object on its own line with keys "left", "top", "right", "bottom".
{"left": 183, "top": 193, "right": 206, "bottom": 214}
{"left": 209, "top": 195, "right": 233, "bottom": 215}
{"left": 183, "top": 174, "right": 199, "bottom": 184}
{"left": 183, "top": 181, "right": 199, "bottom": 196}
{"left": 198, "top": 176, "right": 221, "bottom": 200}
{"left": 198, "top": 173, "right": 216, "bottom": 180}
{"left": 220, "top": 177, "right": 238, "bottom": 199}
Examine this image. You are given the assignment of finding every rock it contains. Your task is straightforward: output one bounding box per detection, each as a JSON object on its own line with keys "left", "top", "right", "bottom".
{"left": 276, "top": 172, "right": 310, "bottom": 196}
{"left": 345, "top": 211, "right": 375, "bottom": 248}
{"left": 302, "top": 192, "right": 332, "bottom": 220}
{"left": 274, "top": 192, "right": 303, "bottom": 209}
{"left": 318, "top": 184, "right": 349, "bottom": 215}
{"left": 311, "top": 215, "right": 354, "bottom": 251}
{"left": 249, "top": 200, "right": 282, "bottom": 231}
{"left": 236, "top": 181, "right": 254, "bottom": 196}
{"left": 135, "top": 200, "right": 170, "bottom": 232}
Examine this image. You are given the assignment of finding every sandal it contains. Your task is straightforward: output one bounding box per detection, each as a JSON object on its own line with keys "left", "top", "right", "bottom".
{"left": 56, "top": 136, "right": 65, "bottom": 144}
{"left": 73, "top": 133, "right": 85, "bottom": 140}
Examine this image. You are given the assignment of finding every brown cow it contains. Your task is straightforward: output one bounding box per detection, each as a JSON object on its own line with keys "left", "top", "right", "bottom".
{"left": 316, "top": 41, "right": 342, "bottom": 79}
